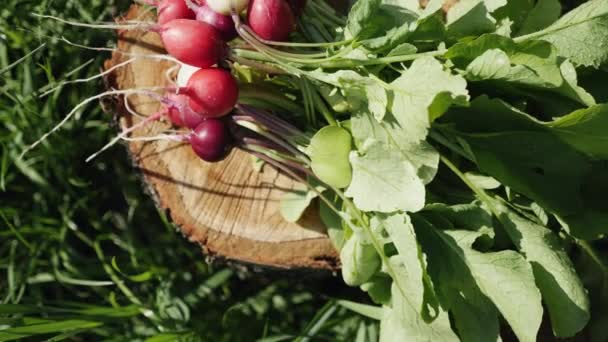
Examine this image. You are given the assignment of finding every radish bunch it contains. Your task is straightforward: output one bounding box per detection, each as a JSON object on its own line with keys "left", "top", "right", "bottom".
{"left": 131, "top": 0, "right": 295, "bottom": 161}
{"left": 30, "top": 0, "right": 305, "bottom": 163}
{"left": 136, "top": 0, "right": 300, "bottom": 162}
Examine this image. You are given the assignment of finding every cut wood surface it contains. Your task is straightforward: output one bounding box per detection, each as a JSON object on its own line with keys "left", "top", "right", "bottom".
{"left": 104, "top": 5, "right": 339, "bottom": 271}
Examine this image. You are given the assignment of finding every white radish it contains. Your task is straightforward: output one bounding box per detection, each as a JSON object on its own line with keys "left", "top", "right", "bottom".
{"left": 176, "top": 62, "right": 201, "bottom": 87}
{"left": 206, "top": 0, "right": 250, "bottom": 15}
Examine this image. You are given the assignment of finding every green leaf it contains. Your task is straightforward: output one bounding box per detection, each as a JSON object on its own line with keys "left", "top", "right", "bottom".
{"left": 446, "top": 0, "right": 497, "bottom": 39}
{"left": 336, "top": 300, "right": 383, "bottom": 320}
{"left": 146, "top": 333, "right": 192, "bottom": 342}
{"left": 346, "top": 0, "right": 383, "bottom": 38}
{"left": 0, "top": 304, "right": 139, "bottom": 317}
{"left": 447, "top": 231, "right": 543, "bottom": 342}
{"left": 308, "top": 70, "right": 387, "bottom": 121}
{"left": 492, "top": 0, "right": 534, "bottom": 33}
{"left": 319, "top": 197, "right": 344, "bottom": 249}
{"left": 389, "top": 56, "right": 469, "bottom": 143}
{"left": 340, "top": 233, "right": 381, "bottom": 286}
{"left": 360, "top": 275, "right": 392, "bottom": 305}
{"left": 516, "top": 0, "right": 561, "bottom": 36}
{"left": 464, "top": 172, "right": 500, "bottom": 189}
{"left": 440, "top": 96, "right": 608, "bottom": 239}
{"left": 447, "top": 34, "right": 594, "bottom": 107}
{"left": 280, "top": 187, "right": 317, "bottom": 223}
{"left": 110, "top": 257, "right": 152, "bottom": 283}
{"left": 419, "top": 214, "right": 543, "bottom": 342}
{"left": 345, "top": 140, "right": 425, "bottom": 213}
{"left": 464, "top": 47, "right": 595, "bottom": 106}
{"left": 0, "top": 319, "right": 102, "bottom": 342}
{"left": 376, "top": 213, "right": 458, "bottom": 342}
{"left": 441, "top": 96, "right": 587, "bottom": 215}
{"left": 548, "top": 104, "right": 608, "bottom": 159}
{"left": 493, "top": 200, "right": 590, "bottom": 337}
{"left": 386, "top": 43, "right": 417, "bottom": 57}
{"left": 517, "top": 0, "right": 608, "bottom": 67}
{"left": 308, "top": 126, "right": 353, "bottom": 189}
{"left": 351, "top": 111, "right": 439, "bottom": 185}
{"left": 360, "top": 3, "right": 418, "bottom": 51}
{"left": 446, "top": 33, "right": 518, "bottom": 68}
{"left": 414, "top": 215, "right": 500, "bottom": 342}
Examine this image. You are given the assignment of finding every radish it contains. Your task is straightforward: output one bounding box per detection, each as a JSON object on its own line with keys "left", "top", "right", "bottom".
{"left": 205, "top": 0, "right": 249, "bottom": 15}
{"left": 247, "top": 0, "right": 295, "bottom": 41}
{"left": 165, "top": 93, "right": 206, "bottom": 128}
{"left": 186, "top": 68, "right": 239, "bottom": 118}
{"left": 190, "top": 119, "right": 232, "bottom": 161}
{"left": 187, "top": 0, "right": 238, "bottom": 40}
{"left": 159, "top": 19, "right": 226, "bottom": 68}
{"left": 153, "top": 0, "right": 196, "bottom": 24}
{"left": 35, "top": 15, "right": 225, "bottom": 69}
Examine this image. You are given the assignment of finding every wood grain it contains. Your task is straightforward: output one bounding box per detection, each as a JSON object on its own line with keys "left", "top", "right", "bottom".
{"left": 104, "top": 5, "right": 339, "bottom": 271}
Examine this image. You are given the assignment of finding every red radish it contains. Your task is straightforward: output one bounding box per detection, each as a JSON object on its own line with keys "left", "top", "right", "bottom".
{"left": 190, "top": 119, "right": 232, "bottom": 161}
{"left": 159, "top": 19, "right": 225, "bottom": 68}
{"left": 191, "top": 0, "right": 237, "bottom": 40}
{"left": 166, "top": 93, "right": 206, "bottom": 128}
{"left": 186, "top": 68, "right": 238, "bottom": 118}
{"left": 247, "top": 0, "right": 295, "bottom": 41}
{"left": 156, "top": 0, "right": 196, "bottom": 24}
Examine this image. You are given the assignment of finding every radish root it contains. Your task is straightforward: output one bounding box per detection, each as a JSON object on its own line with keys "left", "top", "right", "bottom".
{"left": 20, "top": 87, "right": 167, "bottom": 159}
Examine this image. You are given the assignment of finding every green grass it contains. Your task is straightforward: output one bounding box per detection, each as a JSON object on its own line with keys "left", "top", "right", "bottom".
{"left": 0, "top": 1, "right": 376, "bottom": 340}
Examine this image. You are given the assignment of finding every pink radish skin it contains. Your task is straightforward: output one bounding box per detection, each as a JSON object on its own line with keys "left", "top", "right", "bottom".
{"left": 194, "top": 1, "right": 237, "bottom": 40}
{"left": 190, "top": 119, "right": 232, "bottom": 161}
{"left": 166, "top": 93, "right": 206, "bottom": 128}
{"left": 247, "top": 0, "right": 295, "bottom": 41}
{"left": 186, "top": 68, "right": 239, "bottom": 118}
{"left": 159, "top": 19, "right": 225, "bottom": 68}
{"left": 157, "top": 0, "right": 196, "bottom": 24}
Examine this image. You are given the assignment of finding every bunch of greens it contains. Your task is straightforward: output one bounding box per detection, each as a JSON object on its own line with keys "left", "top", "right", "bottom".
{"left": 233, "top": 0, "right": 608, "bottom": 340}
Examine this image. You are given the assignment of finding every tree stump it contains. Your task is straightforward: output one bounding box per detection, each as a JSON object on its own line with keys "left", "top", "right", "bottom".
{"left": 104, "top": 5, "right": 339, "bottom": 271}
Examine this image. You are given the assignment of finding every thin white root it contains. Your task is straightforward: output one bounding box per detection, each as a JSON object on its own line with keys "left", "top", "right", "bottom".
{"left": 0, "top": 43, "right": 46, "bottom": 75}
{"left": 60, "top": 37, "right": 179, "bottom": 63}
{"left": 33, "top": 14, "right": 155, "bottom": 31}
{"left": 86, "top": 110, "right": 166, "bottom": 162}
{"left": 164, "top": 64, "right": 180, "bottom": 86}
{"left": 184, "top": 0, "right": 200, "bottom": 11}
{"left": 122, "top": 134, "right": 186, "bottom": 142}
{"left": 19, "top": 87, "right": 167, "bottom": 160}
{"left": 40, "top": 58, "right": 137, "bottom": 98}
{"left": 124, "top": 94, "right": 147, "bottom": 119}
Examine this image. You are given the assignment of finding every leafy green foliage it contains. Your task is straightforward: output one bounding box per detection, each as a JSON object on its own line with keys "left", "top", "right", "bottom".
{"left": 440, "top": 96, "right": 608, "bottom": 239}
{"left": 516, "top": 0, "right": 608, "bottom": 67}
{"left": 516, "top": 0, "right": 562, "bottom": 35}
{"left": 4, "top": 0, "right": 608, "bottom": 341}
{"left": 493, "top": 200, "right": 590, "bottom": 337}
{"left": 281, "top": 0, "right": 608, "bottom": 340}
{"left": 346, "top": 140, "right": 426, "bottom": 213}
{"left": 377, "top": 213, "right": 458, "bottom": 341}
{"left": 548, "top": 104, "right": 608, "bottom": 158}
